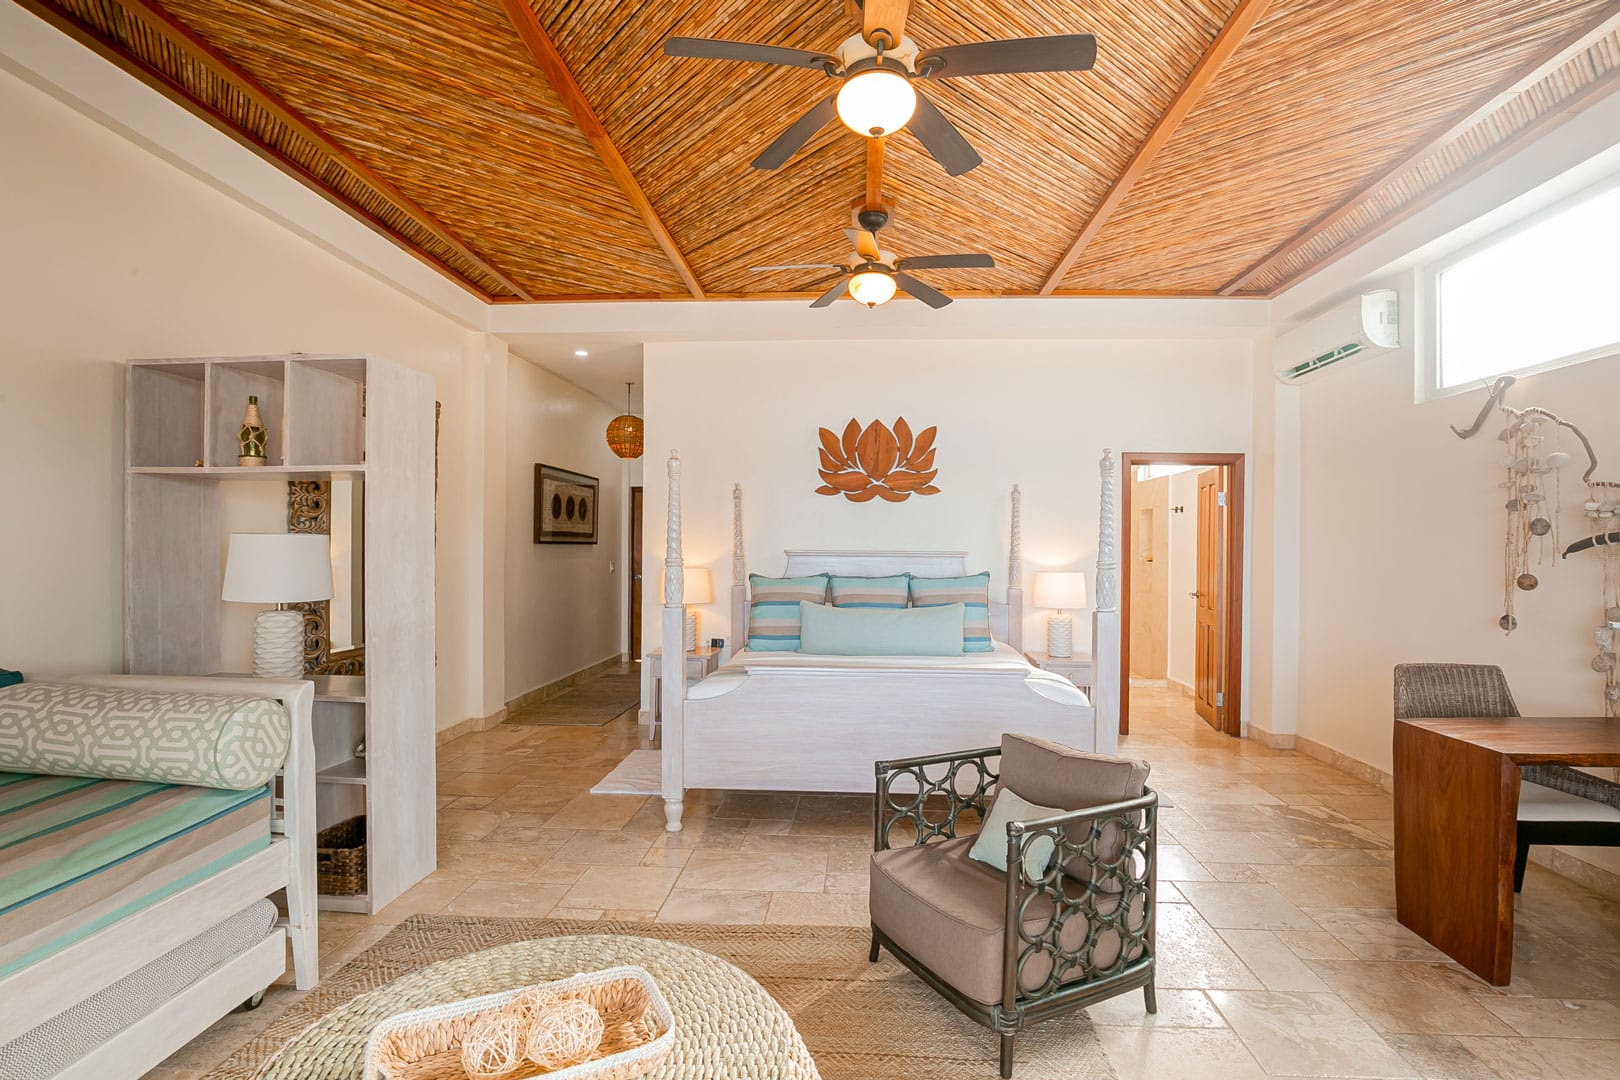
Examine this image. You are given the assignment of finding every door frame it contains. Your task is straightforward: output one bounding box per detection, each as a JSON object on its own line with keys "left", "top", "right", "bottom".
{"left": 629, "top": 485, "right": 644, "bottom": 661}
{"left": 1119, "top": 452, "right": 1245, "bottom": 738}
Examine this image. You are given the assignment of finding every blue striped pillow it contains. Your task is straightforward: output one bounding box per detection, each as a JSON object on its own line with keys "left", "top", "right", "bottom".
{"left": 828, "top": 574, "right": 910, "bottom": 609}
{"left": 910, "top": 572, "right": 993, "bottom": 652}
{"left": 748, "top": 574, "right": 829, "bottom": 651}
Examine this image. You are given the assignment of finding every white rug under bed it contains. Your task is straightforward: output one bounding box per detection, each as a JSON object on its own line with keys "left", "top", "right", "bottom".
{"left": 589, "top": 749, "right": 662, "bottom": 795}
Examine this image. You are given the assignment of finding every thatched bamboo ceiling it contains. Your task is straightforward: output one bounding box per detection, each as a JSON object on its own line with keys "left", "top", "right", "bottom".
{"left": 18, "top": 0, "right": 1620, "bottom": 302}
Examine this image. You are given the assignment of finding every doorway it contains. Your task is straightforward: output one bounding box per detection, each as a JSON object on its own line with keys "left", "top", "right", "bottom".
{"left": 1120, "top": 453, "right": 1244, "bottom": 738}
{"left": 630, "top": 486, "right": 644, "bottom": 661}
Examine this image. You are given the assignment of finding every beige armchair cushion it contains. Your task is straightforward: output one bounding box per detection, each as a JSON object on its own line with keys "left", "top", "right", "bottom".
{"left": 999, "top": 733, "right": 1150, "bottom": 809}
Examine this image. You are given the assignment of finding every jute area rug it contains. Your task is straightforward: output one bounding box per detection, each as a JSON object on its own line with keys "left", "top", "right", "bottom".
{"left": 505, "top": 671, "right": 641, "bottom": 727}
{"left": 205, "top": 915, "right": 1116, "bottom": 1080}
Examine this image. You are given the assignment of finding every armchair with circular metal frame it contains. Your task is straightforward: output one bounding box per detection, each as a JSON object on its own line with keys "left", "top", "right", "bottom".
{"left": 868, "top": 733, "right": 1157, "bottom": 1078}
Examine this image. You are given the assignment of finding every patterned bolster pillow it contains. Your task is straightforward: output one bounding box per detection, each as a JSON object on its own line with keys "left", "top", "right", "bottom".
{"left": 828, "top": 574, "right": 911, "bottom": 609}
{"left": 910, "top": 571, "right": 994, "bottom": 652}
{"left": 748, "top": 573, "right": 830, "bottom": 652}
{"left": 0, "top": 683, "right": 290, "bottom": 790}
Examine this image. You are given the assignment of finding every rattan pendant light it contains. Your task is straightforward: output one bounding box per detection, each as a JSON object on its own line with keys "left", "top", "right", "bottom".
{"left": 605, "top": 382, "right": 644, "bottom": 460}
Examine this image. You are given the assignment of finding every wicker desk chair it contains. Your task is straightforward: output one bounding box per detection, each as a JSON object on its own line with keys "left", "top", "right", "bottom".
{"left": 869, "top": 734, "right": 1157, "bottom": 1079}
{"left": 1393, "top": 662, "right": 1620, "bottom": 890}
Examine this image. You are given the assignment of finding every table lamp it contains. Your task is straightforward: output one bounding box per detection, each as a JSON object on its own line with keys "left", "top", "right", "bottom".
{"left": 662, "top": 566, "right": 713, "bottom": 652}
{"left": 223, "top": 533, "right": 334, "bottom": 678}
{"left": 1033, "top": 571, "right": 1088, "bottom": 659}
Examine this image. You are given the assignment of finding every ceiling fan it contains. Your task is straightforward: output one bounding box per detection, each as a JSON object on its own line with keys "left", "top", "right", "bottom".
{"left": 665, "top": 0, "right": 1096, "bottom": 176}
{"left": 751, "top": 211, "right": 994, "bottom": 309}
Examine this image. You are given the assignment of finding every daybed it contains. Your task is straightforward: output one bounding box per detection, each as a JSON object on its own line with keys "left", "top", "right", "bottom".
{"left": 656, "top": 450, "right": 1124, "bottom": 832}
{"left": 0, "top": 674, "right": 317, "bottom": 1080}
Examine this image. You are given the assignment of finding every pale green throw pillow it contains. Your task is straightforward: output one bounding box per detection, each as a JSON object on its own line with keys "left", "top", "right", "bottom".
{"left": 968, "top": 788, "right": 1062, "bottom": 882}
{"left": 798, "top": 601, "right": 965, "bottom": 656}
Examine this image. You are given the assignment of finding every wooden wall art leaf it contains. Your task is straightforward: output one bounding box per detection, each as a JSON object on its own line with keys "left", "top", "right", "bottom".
{"left": 815, "top": 417, "right": 940, "bottom": 503}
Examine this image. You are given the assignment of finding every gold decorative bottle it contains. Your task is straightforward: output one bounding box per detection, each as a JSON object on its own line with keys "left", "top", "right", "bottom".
{"left": 238, "top": 395, "right": 268, "bottom": 466}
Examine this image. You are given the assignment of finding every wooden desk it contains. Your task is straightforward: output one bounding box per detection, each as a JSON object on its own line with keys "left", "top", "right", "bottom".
{"left": 1394, "top": 716, "right": 1620, "bottom": 985}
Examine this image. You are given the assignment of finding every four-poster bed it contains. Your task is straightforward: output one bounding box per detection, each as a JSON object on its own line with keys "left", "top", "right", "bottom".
{"left": 658, "top": 451, "right": 1123, "bottom": 832}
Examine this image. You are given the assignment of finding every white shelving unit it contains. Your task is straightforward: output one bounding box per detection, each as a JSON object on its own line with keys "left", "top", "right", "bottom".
{"left": 124, "top": 354, "right": 436, "bottom": 914}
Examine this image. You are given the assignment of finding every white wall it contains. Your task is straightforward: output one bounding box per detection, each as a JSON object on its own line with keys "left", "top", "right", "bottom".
{"left": 1297, "top": 330, "right": 1620, "bottom": 872}
{"left": 0, "top": 67, "right": 494, "bottom": 729}
{"left": 504, "top": 358, "right": 627, "bottom": 700}
{"left": 640, "top": 338, "right": 1256, "bottom": 695}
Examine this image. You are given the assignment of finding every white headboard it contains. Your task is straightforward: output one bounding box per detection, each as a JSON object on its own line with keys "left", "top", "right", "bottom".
{"left": 782, "top": 550, "right": 967, "bottom": 577}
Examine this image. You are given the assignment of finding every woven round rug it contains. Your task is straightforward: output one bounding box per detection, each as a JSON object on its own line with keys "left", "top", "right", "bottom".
{"left": 204, "top": 915, "right": 1118, "bottom": 1080}
{"left": 252, "top": 933, "right": 818, "bottom": 1079}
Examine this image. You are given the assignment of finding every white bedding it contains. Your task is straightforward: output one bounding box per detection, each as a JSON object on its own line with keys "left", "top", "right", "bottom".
{"left": 688, "top": 641, "right": 1088, "bottom": 707}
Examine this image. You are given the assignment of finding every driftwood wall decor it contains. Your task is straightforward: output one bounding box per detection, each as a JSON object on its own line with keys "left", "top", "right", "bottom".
{"left": 1454, "top": 375, "right": 1620, "bottom": 715}
{"left": 816, "top": 418, "right": 939, "bottom": 503}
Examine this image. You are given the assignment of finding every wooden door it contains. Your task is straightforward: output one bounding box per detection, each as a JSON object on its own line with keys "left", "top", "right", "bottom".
{"left": 1194, "top": 469, "right": 1223, "bottom": 727}
{"left": 630, "top": 487, "right": 643, "bottom": 660}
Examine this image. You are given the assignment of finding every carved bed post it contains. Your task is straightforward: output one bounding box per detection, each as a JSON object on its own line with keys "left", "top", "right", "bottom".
{"left": 730, "top": 483, "right": 748, "bottom": 662}
{"left": 1092, "top": 450, "right": 1121, "bottom": 755}
{"left": 661, "top": 451, "right": 687, "bottom": 832}
{"left": 1007, "top": 484, "right": 1024, "bottom": 653}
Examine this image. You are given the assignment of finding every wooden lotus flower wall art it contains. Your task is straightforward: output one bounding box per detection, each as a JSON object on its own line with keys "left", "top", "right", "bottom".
{"left": 816, "top": 418, "right": 939, "bottom": 503}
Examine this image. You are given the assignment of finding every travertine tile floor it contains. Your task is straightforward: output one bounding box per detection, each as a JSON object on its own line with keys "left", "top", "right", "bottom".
{"left": 152, "top": 682, "right": 1620, "bottom": 1078}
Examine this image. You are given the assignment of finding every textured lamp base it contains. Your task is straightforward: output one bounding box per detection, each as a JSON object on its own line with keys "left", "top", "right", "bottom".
{"left": 253, "top": 609, "right": 306, "bottom": 678}
{"left": 1047, "top": 613, "right": 1075, "bottom": 659}
{"left": 684, "top": 609, "right": 699, "bottom": 652}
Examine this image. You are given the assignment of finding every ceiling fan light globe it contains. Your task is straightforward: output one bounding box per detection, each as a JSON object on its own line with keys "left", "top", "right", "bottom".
{"left": 836, "top": 69, "right": 916, "bottom": 137}
{"left": 848, "top": 270, "right": 897, "bottom": 308}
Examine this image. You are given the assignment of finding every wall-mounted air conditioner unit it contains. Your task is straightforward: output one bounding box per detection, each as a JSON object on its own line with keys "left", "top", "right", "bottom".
{"left": 1273, "top": 289, "right": 1400, "bottom": 384}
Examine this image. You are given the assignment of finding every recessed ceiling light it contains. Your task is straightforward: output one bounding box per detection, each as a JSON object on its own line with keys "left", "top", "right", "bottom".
{"left": 573, "top": 348, "right": 589, "bottom": 358}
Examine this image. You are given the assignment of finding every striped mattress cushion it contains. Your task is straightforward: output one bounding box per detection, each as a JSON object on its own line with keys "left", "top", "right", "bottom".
{"left": 0, "top": 771, "right": 272, "bottom": 977}
{"left": 748, "top": 573, "right": 829, "bottom": 651}
{"left": 910, "top": 572, "right": 994, "bottom": 652}
{"left": 828, "top": 574, "right": 911, "bottom": 609}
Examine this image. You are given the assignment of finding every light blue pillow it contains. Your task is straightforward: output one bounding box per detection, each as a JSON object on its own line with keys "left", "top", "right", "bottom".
{"left": 798, "top": 601, "right": 965, "bottom": 656}
{"left": 748, "top": 574, "right": 829, "bottom": 651}
{"left": 969, "top": 788, "right": 1062, "bottom": 882}
{"left": 910, "top": 572, "right": 993, "bottom": 652}
{"left": 828, "top": 574, "right": 910, "bottom": 609}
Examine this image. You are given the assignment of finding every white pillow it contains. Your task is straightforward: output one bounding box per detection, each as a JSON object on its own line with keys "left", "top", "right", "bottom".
{"left": 968, "top": 788, "right": 1062, "bottom": 882}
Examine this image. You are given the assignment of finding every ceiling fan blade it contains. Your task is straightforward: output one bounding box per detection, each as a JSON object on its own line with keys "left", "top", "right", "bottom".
{"left": 862, "top": 0, "right": 912, "bottom": 49}
{"left": 751, "top": 92, "right": 839, "bottom": 170}
{"left": 908, "top": 93, "right": 983, "bottom": 176}
{"left": 810, "top": 277, "right": 850, "bottom": 308}
{"left": 895, "top": 271, "right": 952, "bottom": 309}
{"left": 844, "top": 228, "right": 882, "bottom": 261}
{"left": 750, "top": 263, "right": 847, "bottom": 272}
{"left": 920, "top": 34, "right": 1097, "bottom": 78}
{"left": 664, "top": 37, "right": 836, "bottom": 71}
{"left": 896, "top": 253, "right": 995, "bottom": 270}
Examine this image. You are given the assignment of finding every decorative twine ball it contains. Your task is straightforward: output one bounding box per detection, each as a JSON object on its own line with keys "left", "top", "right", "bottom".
{"left": 1500, "top": 613, "right": 1518, "bottom": 632}
{"left": 1505, "top": 499, "right": 1521, "bottom": 512}
{"left": 1516, "top": 573, "right": 1539, "bottom": 591}
{"left": 524, "top": 998, "right": 605, "bottom": 1070}
{"left": 461, "top": 1013, "right": 525, "bottom": 1080}
{"left": 1529, "top": 517, "right": 1552, "bottom": 536}
{"left": 504, "top": 987, "right": 558, "bottom": 1022}
{"left": 1593, "top": 652, "right": 1615, "bottom": 673}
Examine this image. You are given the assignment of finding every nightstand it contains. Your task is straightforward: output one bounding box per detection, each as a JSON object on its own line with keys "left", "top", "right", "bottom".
{"left": 1024, "top": 651, "right": 1093, "bottom": 695}
{"left": 644, "top": 646, "right": 722, "bottom": 739}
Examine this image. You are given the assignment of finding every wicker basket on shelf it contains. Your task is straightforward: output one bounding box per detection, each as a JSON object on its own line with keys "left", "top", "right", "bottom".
{"left": 316, "top": 815, "right": 367, "bottom": 896}
{"left": 362, "top": 966, "right": 675, "bottom": 1080}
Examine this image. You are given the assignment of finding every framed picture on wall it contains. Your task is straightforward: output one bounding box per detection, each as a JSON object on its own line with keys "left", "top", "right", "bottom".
{"left": 535, "top": 464, "right": 599, "bottom": 544}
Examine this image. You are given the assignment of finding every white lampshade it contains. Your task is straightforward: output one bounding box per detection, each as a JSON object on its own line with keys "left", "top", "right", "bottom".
{"left": 222, "top": 533, "right": 334, "bottom": 604}
{"left": 836, "top": 68, "right": 916, "bottom": 137}
{"left": 661, "top": 566, "right": 713, "bottom": 606}
{"left": 848, "top": 270, "right": 897, "bottom": 308}
{"left": 1033, "top": 571, "right": 1088, "bottom": 611}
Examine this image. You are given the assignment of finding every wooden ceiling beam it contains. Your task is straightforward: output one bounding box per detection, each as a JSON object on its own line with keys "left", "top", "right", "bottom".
{"left": 1257, "top": 59, "right": 1620, "bottom": 298}
{"left": 79, "top": 0, "right": 537, "bottom": 300}
{"left": 497, "top": 0, "right": 704, "bottom": 299}
{"left": 862, "top": 0, "right": 912, "bottom": 50}
{"left": 1038, "top": 0, "right": 1274, "bottom": 295}
{"left": 1220, "top": 5, "right": 1620, "bottom": 296}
